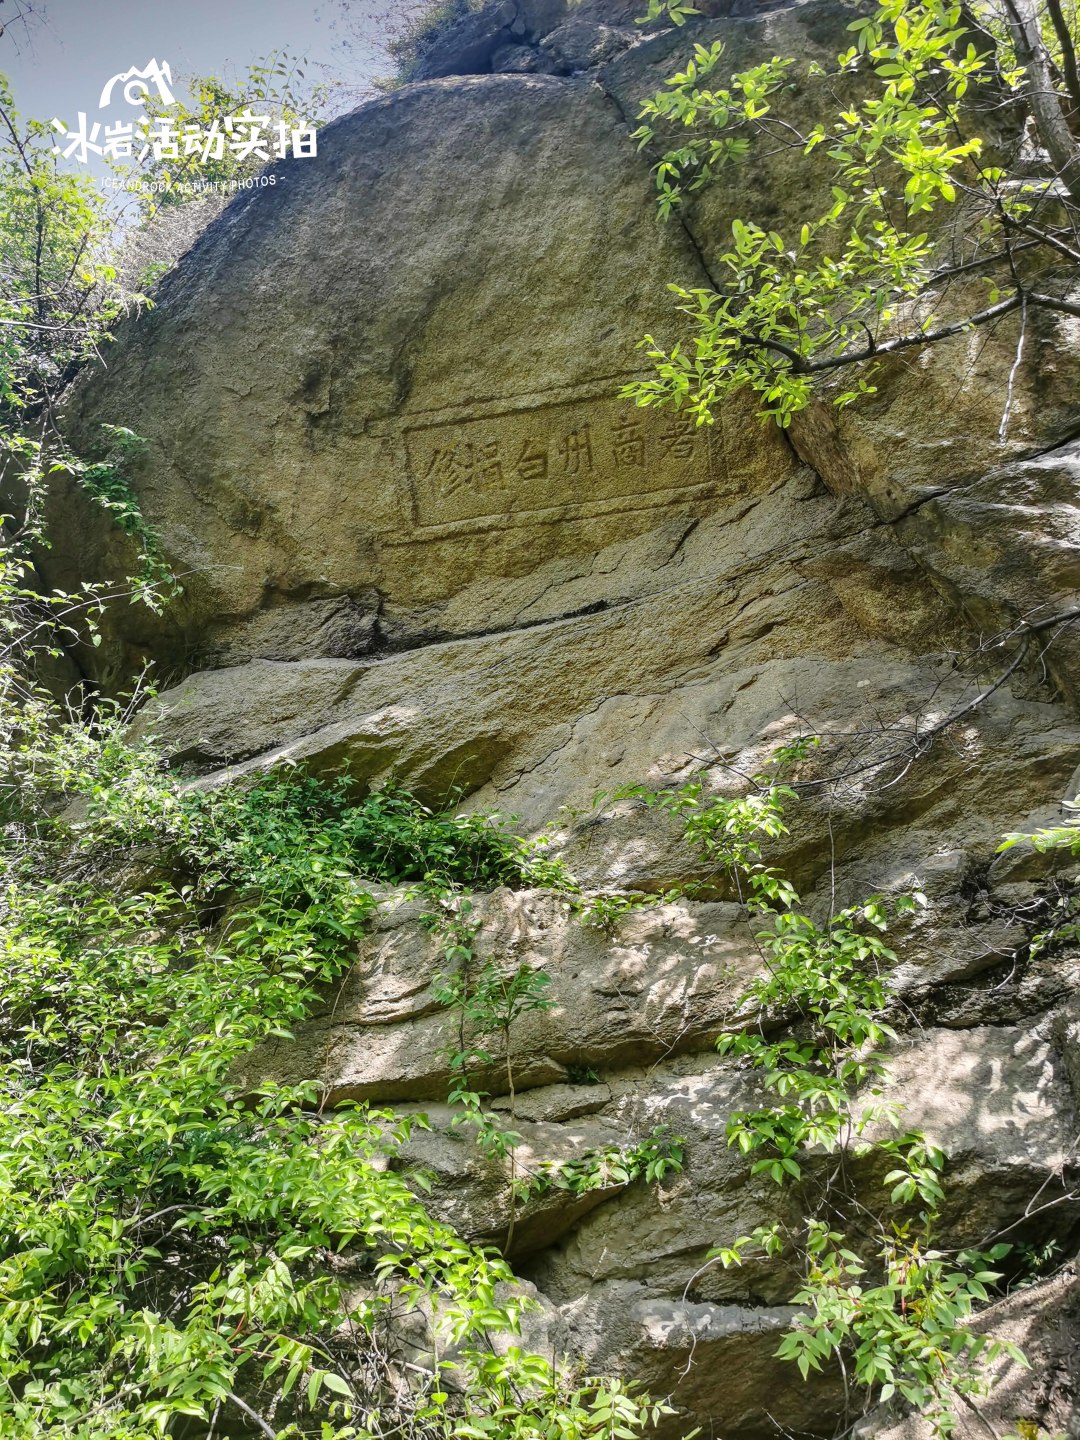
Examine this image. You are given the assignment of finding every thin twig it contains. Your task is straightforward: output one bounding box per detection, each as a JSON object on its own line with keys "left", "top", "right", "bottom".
{"left": 226, "top": 1393, "right": 276, "bottom": 1440}
{"left": 998, "top": 292, "right": 1027, "bottom": 445}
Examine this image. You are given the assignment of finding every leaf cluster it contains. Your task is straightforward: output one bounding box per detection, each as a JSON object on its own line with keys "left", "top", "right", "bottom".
{"left": 0, "top": 668, "right": 661, "bottom": 1437}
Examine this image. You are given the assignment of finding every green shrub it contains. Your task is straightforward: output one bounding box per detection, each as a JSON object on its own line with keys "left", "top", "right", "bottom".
{"left": 389, "top": 0, "right": 489, "bottom": 82}
{"left": 0, "top": 680, "right": 664, "bottom": 1438}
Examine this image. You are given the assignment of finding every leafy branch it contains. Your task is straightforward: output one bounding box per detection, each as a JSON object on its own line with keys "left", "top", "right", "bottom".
{"left": 625, "top": 0, "right": 1080, "bottom": 426}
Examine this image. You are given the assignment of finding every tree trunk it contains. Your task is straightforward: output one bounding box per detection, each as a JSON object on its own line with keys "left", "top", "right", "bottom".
{"left": 1002, "top": 0, "right": 1080, "bottom": 201}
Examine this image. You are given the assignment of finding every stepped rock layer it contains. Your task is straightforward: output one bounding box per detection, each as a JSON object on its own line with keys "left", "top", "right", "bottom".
{"left": 51, "top": 2, "right": 1080, "bottom": 1434}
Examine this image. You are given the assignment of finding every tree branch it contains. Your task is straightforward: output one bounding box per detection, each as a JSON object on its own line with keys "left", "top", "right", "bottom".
{"left": 737, "top": 287, "right": 1080, "bottom": 382}
{"left": 795, "top": 607, "right": 1080, "bottom": 794}
{"left": 226, "top": 1392, "right": 276, "bottom": 1440}
{"left": 999, "top": 0, "right": 1080, "bottom": 202}
{"left": 1044, "top": 0, "right": 1080, "bottom": 120}
{"left": 995, "top": 204, "right": 1080, "bottom": 265}
{"left": 798, "top": 294, "right": 1025, "bottom": 371}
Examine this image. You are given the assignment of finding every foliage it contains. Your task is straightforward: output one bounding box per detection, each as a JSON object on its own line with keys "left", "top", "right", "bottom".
{"left": 0, "top": 78, "right": 132, "bottom": 417}
{"left": 624, "top": 0, "right": 1080, "bottom": 426}
{"left": 433, "top": 937, "right": 556, "bottom": 1163}
{"left": 45, "top": 425, "right": 176, "bottom": 601}
{"left": 776, "top": 1224, "right": 1018, "bottom": 1427}
{"left": 130, "top": 51, "right": 325, "bottom": 215}
{"left": 0, "top": 76, "right": 176, "bottom": 632}
{"left": 574, "top": 888, "right": 660, "bottom": 935}
{"left": 430, "top": 891, "right": 682, "bottom": 1250}
{"left": 634, "top": 0, "right": 702, "bottom": 25}
{"left": 997, "top": 798, "right": 1080, "bottom": 971}
{"left": 999, "top": 796, "right": 1080, "bottom": 855}
{"left": 386, "top": 0, "right": 490, "bottom": 83}
{"left": 612, "top": 735, "right": 814, "bottom": 897}
{"left": 0, "top": 659, "right": 671, "bottom": 1438}
{"left": 0, "top": 56, "right": 327, "bottom": 606}
{"left": 0, "top": 542, "right": 102, "bottom": 731}
{"left": 518, "top": 1127, "right": 685, "bottom": 1201}
{"left": 623, "top": 744, "right": 1027, "bottom": 1433}
{"left": 2, "top": 421, "right": 177, "bottom": 624}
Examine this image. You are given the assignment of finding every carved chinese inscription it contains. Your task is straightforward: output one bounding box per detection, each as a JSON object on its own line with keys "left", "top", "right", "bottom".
{"left": 404, "top": 396, "right": 716, "bottom": 529}
{"left": 423, "top": 440, "right": 503, "bottom": 498}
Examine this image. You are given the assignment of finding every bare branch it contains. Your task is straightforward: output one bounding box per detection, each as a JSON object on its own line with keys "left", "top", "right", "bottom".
{"left": 226, "top": 1394, "right": 276, "bottom": 1440}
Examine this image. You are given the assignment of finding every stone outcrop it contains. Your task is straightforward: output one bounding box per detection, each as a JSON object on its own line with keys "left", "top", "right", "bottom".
{"left": 49, "top": 1, "right": 1080, "bottom": 1434}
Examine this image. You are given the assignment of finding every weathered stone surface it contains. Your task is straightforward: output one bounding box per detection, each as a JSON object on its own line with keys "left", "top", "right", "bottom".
{"left": 49, "top": 1, "right": 1080, "bottom": 1433}
{"left": 350, "top": 1024, "right": 1076, "bottom": 1436}
{"left": 410, "top": 0, "right": 521, "bottom": 79}
{"left": 230, "top": 860, "right": 1080, "bottom": 1434}
{"left": 857, "top": 1267, "right": 1080, "bottom": 1440}
{"left": 411, "top": 0, "right": 646, "bottom": 81}
{"left": 56, "top": 1, "right": 1080, "bottom": 846}
{"left": 56, "top": 61, "right": 769, "bottom": 684}
{"left": 235, "top": 889, "right": 756, "bottom": 1101}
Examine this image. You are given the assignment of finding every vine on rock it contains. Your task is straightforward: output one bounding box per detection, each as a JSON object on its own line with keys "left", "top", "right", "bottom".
{"left": 0, "top": 637, "right": 672, "bottom": 1439}
{"left": 618, "top": 740, "right": 1027, "bottom": 1435}
{"left": 428, "top": 886, "right": 686, "bottom": 1255}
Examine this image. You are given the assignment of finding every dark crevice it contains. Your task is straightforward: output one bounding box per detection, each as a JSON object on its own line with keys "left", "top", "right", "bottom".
{"left": 880, "top": 485, "right": 952, "bottom": 524}
{"left": 589, "top": 73, "right": 727, "bottom": 295}
{"left": 374, "top": 597, "right": 614, "bottom": 658}
{"left": 996, "top": 421, "right": 1080, "bottom": 467}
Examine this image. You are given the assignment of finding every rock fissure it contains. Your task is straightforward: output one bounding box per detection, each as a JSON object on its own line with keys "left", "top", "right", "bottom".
{"left": 590, "top": 70, "right": 730, "bottom": 298}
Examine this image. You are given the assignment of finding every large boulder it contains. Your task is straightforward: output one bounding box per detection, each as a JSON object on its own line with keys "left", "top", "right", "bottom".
{"left": 45, "top": 2, "right": 1080, "bottom": 1434}
{"left": 51, "top": 1, "right": 1080, "bottom": 811}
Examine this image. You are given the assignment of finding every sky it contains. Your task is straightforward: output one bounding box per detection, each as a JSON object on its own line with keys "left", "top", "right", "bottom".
{"left": 2, "top": 0, "right": 390, "bottom": 159}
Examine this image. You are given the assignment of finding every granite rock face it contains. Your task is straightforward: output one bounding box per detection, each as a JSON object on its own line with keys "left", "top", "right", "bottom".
{"left": 50, "top": 2, "right": 1080, "bottom": 1434}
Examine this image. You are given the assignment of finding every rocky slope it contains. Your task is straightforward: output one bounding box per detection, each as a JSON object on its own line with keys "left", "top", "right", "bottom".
{"left": 48, "top": 1, "right": 1080, "bottom": 1434}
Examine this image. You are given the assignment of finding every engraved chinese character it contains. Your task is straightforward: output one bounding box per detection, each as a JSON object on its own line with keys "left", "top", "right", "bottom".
{"left": 425, "top": 442, "right": 473, "bottom": 498}
{"left": 659, "top": 413, "right": 697, "bottom": 460}
{"left": 475, "top": 441, "right": 503, "bottom": 488}
{"left": 516, "top": 438, "right": 548, "bottom": 483}
{"left": 424, "top": 439, "right": 503, "bottom": 498}
{"left": 611, "top": 415, "right": 645, "bottom": 467}
{"left": 558, "top": 425, "right": 593, "bottom": 476}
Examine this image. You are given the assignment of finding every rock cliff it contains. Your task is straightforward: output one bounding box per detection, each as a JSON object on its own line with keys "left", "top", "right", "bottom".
{"left": 49, "top": 1, "right": 1080, "bottom": 1434}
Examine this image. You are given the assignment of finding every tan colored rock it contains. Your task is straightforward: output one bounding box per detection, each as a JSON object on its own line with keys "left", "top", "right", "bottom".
{"left": 352, "top": 1026, "right": 1077, "bottom": 1435}
{"left": 236, "top": 888, "right": 757, "bottom": 1102}
{"left": 44, "top": 2, "right": 1080, "bottom": 1433}
{"left": 55, "top": 61, "right": 794, "bottom": 679}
